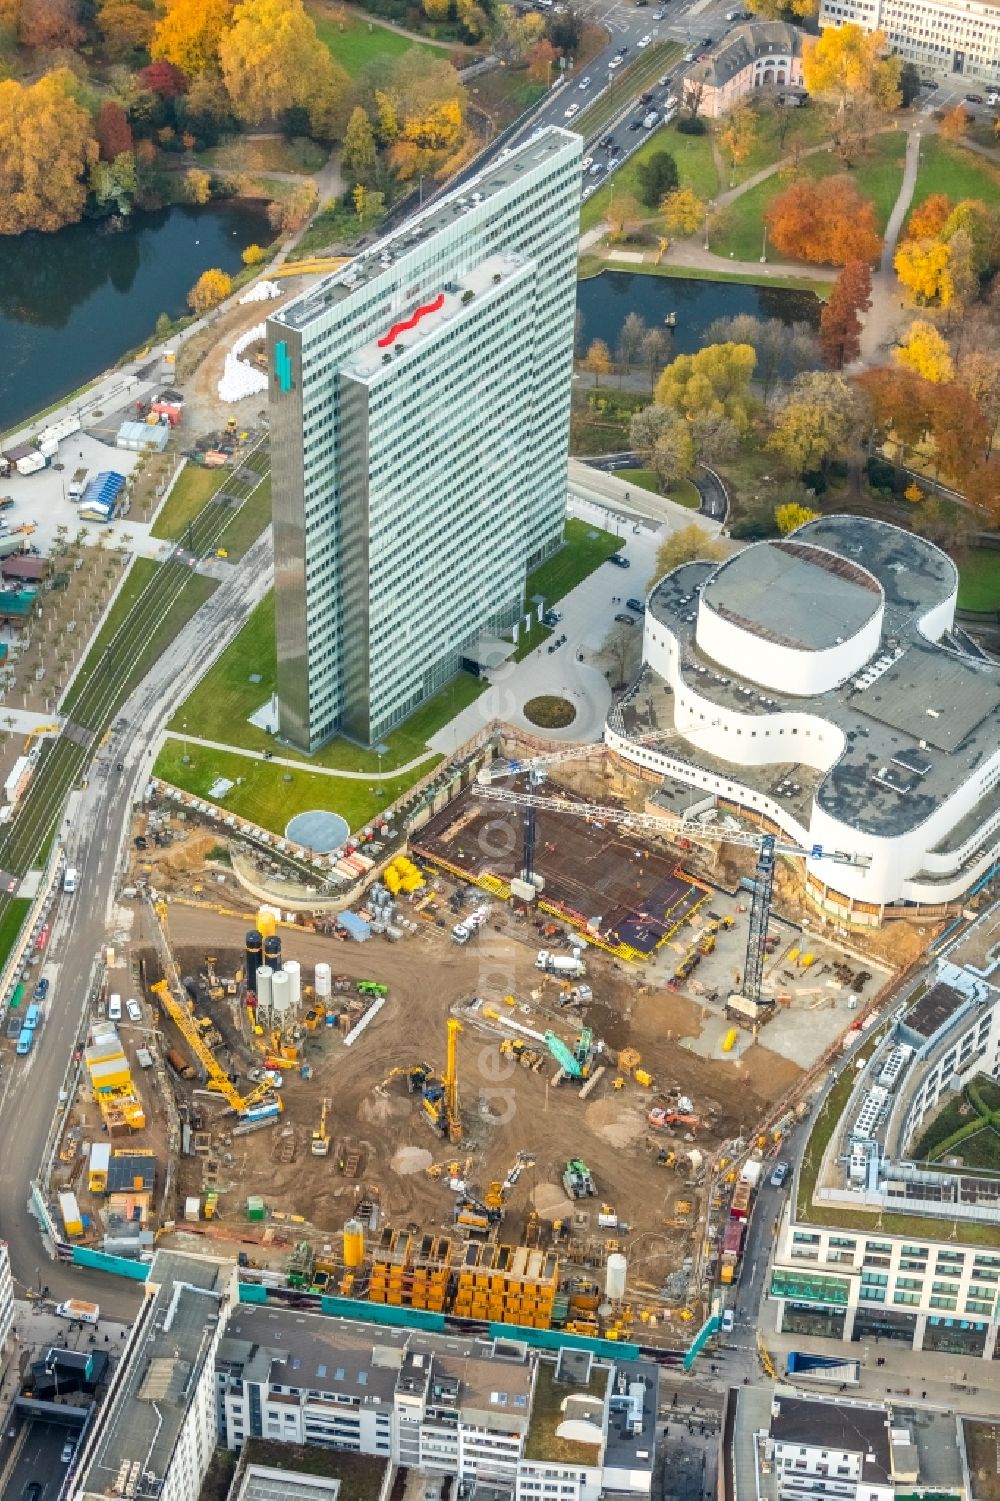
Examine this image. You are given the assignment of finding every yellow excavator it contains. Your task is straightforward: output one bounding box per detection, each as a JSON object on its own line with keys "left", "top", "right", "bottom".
{"left": 311, "top": 1099, "right": 330, "bottom": 1156}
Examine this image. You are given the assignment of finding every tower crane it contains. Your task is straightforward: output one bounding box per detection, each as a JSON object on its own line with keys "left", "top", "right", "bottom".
{"left": 472, "top": 776, "right": 870, "bottom": 1007}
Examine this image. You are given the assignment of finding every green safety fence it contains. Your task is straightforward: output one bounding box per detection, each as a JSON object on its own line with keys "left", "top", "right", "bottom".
{"left": 72, "top": 1246, "right": 151, "bottom": 1281}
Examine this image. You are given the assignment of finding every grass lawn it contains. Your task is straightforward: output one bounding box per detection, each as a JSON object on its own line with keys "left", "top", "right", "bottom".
{"left": 290, "top": 198, "right": 385, "bottom": 260}
{"left": 151, "top": 464, "right": 225, "bottom": 542}
{"left": 725, "top": 107, "right": 829, "bottom": 187}
{"left": 907, "top": 136, "right": 1000, "bottom": 227}
{"left": 713, "top": 133, "right": 906, "bottom": 262}
{"left": 308, "top": 3, "right": 449, "bottom": 76}
{"left": 63, "top": 561, "right": 217, "bottom": 719}
{"left": 170, "top": 591, "right": 487, "bottom": 773}
{"left": 581, "top": 119, "right": 719, "bottom": 234}
{"left": 201, "top": 136, "right": 327, "bottom": 176}
{"left": 526, "top": 517, "right": 625, "bottom": 605}
{"left": 613, "top": 468, "right": 700, "bottom": 507}
{"left": 0, "top": 897, "right": 31, "bottom": 972}
{"left": 214, "top": 474, "right": 273, "bottom": 559}
{"left": 154, "top": 737, "right": 436, "bottom": 837}
{"left": 957, "top": 548, "right": 1000, "bottom": 612}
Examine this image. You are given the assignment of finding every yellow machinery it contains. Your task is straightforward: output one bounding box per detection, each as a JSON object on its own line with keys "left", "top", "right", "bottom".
{"left": 311, "top": 1099, "right": 330, "bottom": 1156}
{"left": 22, "top": 723, "right": 60, "bottom": 754}
{"left": 444, "top": 1018, "right": 462, "bottom": 1142}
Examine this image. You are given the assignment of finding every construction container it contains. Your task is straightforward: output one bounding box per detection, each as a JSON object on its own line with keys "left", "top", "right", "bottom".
{"left": 185, "top": 1197, "right": 200, "bottom": 1221}
{"left": 247, "top": 1196, "right": 266, "bottom": 1221}
{"left": 59, "top": 1191, "right": 83, "bottom": 1237}
{"left": 88, "top": 1142, "right": 111, "bottom": 1194}
{"left": 343, "top": 1218, "right": 365, "bottom": 1267}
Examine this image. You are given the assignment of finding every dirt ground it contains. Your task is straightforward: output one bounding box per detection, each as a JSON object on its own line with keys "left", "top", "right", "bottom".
{"left": 127, "top": 900, "right": 798, "bottom": 1297}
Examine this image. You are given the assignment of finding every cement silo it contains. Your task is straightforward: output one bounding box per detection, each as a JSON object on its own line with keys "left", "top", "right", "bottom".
{"left": 245, "top": 930, "right": 263, "bottom": 993}
{"left": 271, "top": 970, "right": 291, "bottom": 1019}
{"left": 605, "top": 1253, "right": 627, "bottom": 1302}
{"left": 263, "top": 934, "right": 282, "bottom": 972}
{"left": 315, "top": 963, "right": 332, "bottom": 1001}
{"left": 255, "top": 965, "right": 273, "bottom": 1016}
{"left": 284, "top": 959, "right": 301, "bottom": 1012}
{"left": 343, "top": 1219, "right": 365, "bottom": 1268}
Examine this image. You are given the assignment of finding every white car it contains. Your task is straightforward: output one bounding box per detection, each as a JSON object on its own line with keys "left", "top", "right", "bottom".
{"left": 608, "top": 55, "right": 623, "bottom": 69}
{"left": 564, "top": 103, "right": 579, "bottom": 119}
{"left": 126, "top": 998, "right": 142, "bottom": 1023}
{"left": 589, "top": 161, "right": 603, "bottom": 175}
{"left": 607, "top": 156, "right": 620, "bottom": 169}
{"left": 637, "top": 32, "right": 652, "bottom": 46}
{"left": 578, "top": 75, "right": 591, "bottom": 90}
{"left": 581, "top": 155, "right": 593, "bottom": 170}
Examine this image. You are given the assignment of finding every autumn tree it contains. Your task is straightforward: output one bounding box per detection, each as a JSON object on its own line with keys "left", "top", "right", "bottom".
{"left": 653, "top": 523, "right": 727, "bottom": 580}
{"left": 819, "top": 259, "right": 872, "bottom": 368}
{"left": 177, "top": 70, "right": 233, "bottom": 141}
{"left": 747, "top": 0, "right": 816, "bottom": 20}
{"left": 894, "top": 236, "right": 952, "bottom": 306}
{"left": 706, "top": 312, "right": 819, "bottom": 407}
{"left": 183, "top": 167, "right": 212, "bottom": 202}
{"left": 187, "top": 267, "right": 232, "bottom": 313}
{"left": 219, "top": 0, "right": 350, "bottom": 137}
{"left": 607, "top": 190, "right": 643, "bottom": 242}
{"left": 941, "top": 198, "right": 999, "bottom": 276}
{"left": 719, "top": 99, "right": 757, "bottom": 174}
{"left": 491, "top": 4, "right": 544, "bottom": 64}
{"left": 640, "top": 328, "right": 670, "bottom": 390}
{"left": 656, "top": 342, "right": 756, "bottom": 430}
{"left": 653, "top": 417, "right": 695, "bottom": 488}
{"left": 90, "top": 150, "right": 137, "bottom": 212}
{"left": 959, "top": 348, "right": 1000, "bottom": 459}
{"left": 581, "top": 339, "right": 613, "bottom": 388}
{"left": 617, "top": 312, "right": 647, "bottom": 375}
{"left": 661, "top": 186, "right": 704, "bottom": 238}
{"left": 767, "top": 176, "right": 881, "bottom": 266}
{"left": 342, "top": 105, "right": 376, "bottom": 180}
{"left": 18, "top": 0, "right": 81, "bottom": 47}
{"left": 938, "top": 104, "right": 969, "bottom": 141}
{"left": 908, "top": 192, "right": 952, "bottom": 240}
{"left": 768, "top": 370, "right": 862, "bottom": 473}
{"left": 774, "top": 502, "right": 819, "bottom": 534}
{"left": 96, "top": 0, "right": 154, "bottom": 56}
{"left": 526, "top": 37, "right": 557, "bottom": 84}
{"left": 802, "top": 24, "right": 901, "bottom": 112}
{"left": 97, "top": 100, "right": 133, "bottom": 162}
{"left": 242, "top": 241, "right": 266, "bottom": 265}
{"left": 140, "top": 59, "right": 189, "bottom": 96}
{"left": 151, "top": 0, "right": 233, "bottom": 74}
{"left": 894, "top": 320, "right": 954, "bottom": 383}
{"left": 0, "top": 70, "right": 97, "bottom": 234}
{"left": 629, "top": 403, "right": 671, "bottom": 457}
{"left": 636, "top": 149, "right": 678, "bottom": 208}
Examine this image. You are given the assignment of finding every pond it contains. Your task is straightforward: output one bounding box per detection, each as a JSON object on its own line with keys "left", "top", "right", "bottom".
{"left": 576, "top": 270, "right": 822, "bottom": 359}
{"left": 0, "top": 200, "right": 272, "bottom": 435}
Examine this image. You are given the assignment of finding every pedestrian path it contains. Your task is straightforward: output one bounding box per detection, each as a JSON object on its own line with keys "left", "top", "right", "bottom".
{"left": 857, "top": 126, "right": 922, "bottom": 366}
{"left": 160, "top": 730, "right": 438, "bottom": 780}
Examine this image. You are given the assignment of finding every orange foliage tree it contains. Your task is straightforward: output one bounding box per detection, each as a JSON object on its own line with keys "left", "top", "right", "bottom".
{"left": 18, "top": 0, "right": 81, "bottom": 47}
{"left": 0, "top": 69, "right": 97, "bottom": 232}
{"left": 151, "top": 0, "right": 233, "bottom": 75}
{"left": 907, "top": 193, "right": 952, "bottom": 240}
{"left": 767, "top": 176, "right": 881, "bottom": 265}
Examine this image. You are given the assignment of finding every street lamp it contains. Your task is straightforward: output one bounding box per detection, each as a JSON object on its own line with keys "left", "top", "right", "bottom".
{"left": 760, "top": 220, "right": 768, "bottom": 265}
{"left": 374, "top": 742, "right": 388, "bottom": 798}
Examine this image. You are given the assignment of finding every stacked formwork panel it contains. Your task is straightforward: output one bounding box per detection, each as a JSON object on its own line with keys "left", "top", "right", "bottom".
{"left": 368, "top": 1229, "right": 451, "bottom": 1311}
{"left": 453, "top": 1243, "right": 559, "bottom": 1328}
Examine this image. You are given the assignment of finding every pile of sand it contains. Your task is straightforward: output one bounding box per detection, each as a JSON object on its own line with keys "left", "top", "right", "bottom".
{"left": 391, "top": 1146, "right": 433, "bottom": 1175}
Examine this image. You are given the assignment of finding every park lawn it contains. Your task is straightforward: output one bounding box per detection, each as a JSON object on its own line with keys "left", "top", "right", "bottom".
{"left": 957, "top": 548, "right": 1000, "bottom": 612}
{"left": 906, "top": 136, "right": 1000, "bottom": 227}
{"left": 725, "top": 106, "right": 829, "bottom": 187}
{"left": 713, "top": 134, "right": 906, "bottom": 262}
{"left": 171, "top": 592, "right": 487, "bottom": 772}
{"left": 308, "top": 3, "right": 449, "bottom": 76}
{"left": 527, "top": 517, "right": 625, "bottom": 603}
{"left": 581, "top": 120, "right": 719, "bottom": 234}
{"left": 154, "top": 737, "right": 437, "bottom": 837}
{"left": 151, "top": 464, "right": 225, "bottom": 542}
{"left": 201, "top": 136, "right": 326, "bottom": 176}
{"left": 613, "top": 468, "right": 700, "bottom": 507}
{"left": 0, "top": 897, "right": 31, "bottom": 971}
{"left": 62, "top": 560, "right": 217, "bottom": 718}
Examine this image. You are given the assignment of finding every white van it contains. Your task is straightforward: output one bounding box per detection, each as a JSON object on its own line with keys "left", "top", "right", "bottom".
{"left": 63, "top": 867, "right": 77, "bottom": 894}
{"left": 108, "top": 994, "right": 122, "bottom": 1021}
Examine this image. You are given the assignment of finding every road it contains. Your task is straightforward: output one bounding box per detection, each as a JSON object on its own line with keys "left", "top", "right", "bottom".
{"left": 0, "top": 529, "right": 274, "bottom": 1321}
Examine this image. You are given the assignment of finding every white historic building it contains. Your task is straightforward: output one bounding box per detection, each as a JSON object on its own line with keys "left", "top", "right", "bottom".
{"left": 819, "top": 0, "right": 1000, "bottom": 86}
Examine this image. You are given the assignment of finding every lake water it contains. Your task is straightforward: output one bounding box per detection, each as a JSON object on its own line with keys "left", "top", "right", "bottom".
{"left": 0, "top": 201, "right": 271, "bottom": 434}
{"left": 576, "top": 270, "right": 822, "bottom": 358}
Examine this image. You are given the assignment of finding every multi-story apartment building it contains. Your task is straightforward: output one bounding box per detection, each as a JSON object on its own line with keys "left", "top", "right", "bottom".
{"left": 74, "top": 1251, "right": 236, "bottom": 1501}
{"left": 818, "top": 0, "right": 1000, "bottom": 86}
{"left": 267, "top": 127, "right": 582, "bottom": 751}
{"left": 0, "top": 1242, "right": 14, "bottom": 1355}
{"left": 216, "top": 1304, "right": 659, "bottom": 1498}
{"left": 767, "top": 959, "right": 1000, "bottom": 1359}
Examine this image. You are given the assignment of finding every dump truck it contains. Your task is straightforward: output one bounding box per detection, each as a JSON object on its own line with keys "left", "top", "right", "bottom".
{"left": 537, "top": 950, "right": 585, "bottom": 977}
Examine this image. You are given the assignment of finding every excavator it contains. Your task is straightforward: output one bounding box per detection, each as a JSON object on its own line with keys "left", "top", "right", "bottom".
{"left": 311, "top": 1099, "right": 330, "bottom": 1156}
{"left": 648, "top": 1108, "right": 702, "bottom": 1131}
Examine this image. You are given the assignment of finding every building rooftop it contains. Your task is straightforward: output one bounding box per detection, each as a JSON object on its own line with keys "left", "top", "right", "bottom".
{"left": 769, "top": 1391, "right": 892, "bottom": 1486}
{"left": 524, "top": 1359, "right": 607, "bottom": 1466}
{"left": 689, "top": 20, "right": 803, "bottom": 87}
{"left": 229, "top": 1444, "right": 390, "bottom": 1501}
{"left": 644, "top": 518, "right": 1000, "bottom": 842}
{"left": 604, "top": 1358, "right": 659, "bottom": 1473}
{"left": 903, "top": 979, "right": 971, "bottom": 1041}
{"left": 702, "top": 541, "right": 881, "bottom": 651}
{"left": 78, "top": 1251, "right": 231, "bottom": 1501}
{"left": 273, "top": 128, "right": 577, "bottom": 335}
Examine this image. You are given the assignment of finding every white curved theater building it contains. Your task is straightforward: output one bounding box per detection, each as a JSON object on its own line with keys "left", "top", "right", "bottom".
{"left": 607, "top": 517, "right": 1000, "bottom": 925}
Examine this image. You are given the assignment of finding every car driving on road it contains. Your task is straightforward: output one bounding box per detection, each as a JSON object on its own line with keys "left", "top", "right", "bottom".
{"left": 771, "top": 1160, "right": 790, "bottom": 1187}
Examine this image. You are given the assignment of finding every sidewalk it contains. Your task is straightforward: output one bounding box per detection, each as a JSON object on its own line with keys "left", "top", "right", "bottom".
{"left": 161, "top": 730, "right": 438, "bottom": 780}
{"left": 856, "top": 126, "right": 921, "bottom": 367}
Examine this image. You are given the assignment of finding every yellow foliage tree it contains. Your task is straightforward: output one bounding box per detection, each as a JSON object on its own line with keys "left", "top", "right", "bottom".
{"left": 403, "top": 96, "right": 463, "bottom": 150}
{"left": 373, "top": 89, "right": 399, "bottom": 146}
{"left": 96, "top": 0, "right": 154, "bottom": 55}
{"left": 422, "top": 0, "right": 449, "bottom": 17}
{"left": 894, "top": 320, "right": 954, "bottom": 384}
{"left": 0, "top": 69, "right": 97, "bottom": 235}
{"left": 719, "top": 100, "right": 757, "bottom": 173}
{"left": 894, "top": 236, "right": 952, "bottom": 306}
{"left": 151, "top": 0, "right": 233, "bottom": 74}
{"left": 904, "top": 482, "right": 924, "bottom": 503}
{"left": 660, "top": 186, "right": 704, "bottom": 238}
{"left": 802, "top": 23, "right": 900, "bottom": 109}
{"left": 218, "top": 0, "right": 349, "bottom": 133}
{"left": 241, "top": 242, "right": 266, "bottom": 265}
{"left": 187, "top": 267, "right": 232, "bottom": 314}
{"left": 184, "top": 167, "right": 212, "bottom": 203}
{"left": 774, "top": 502, "right": 819, "bottom": 535}
{"left": 655, "top": 343, "right": 756, "bottom": 429}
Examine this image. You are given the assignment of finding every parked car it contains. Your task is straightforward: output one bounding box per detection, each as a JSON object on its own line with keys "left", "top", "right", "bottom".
{"left": 626, "top": 597, "right": 645, "bottom": 612}
{"left": 721, "top": 1309, "right": 735, "bottom": 1333}
{"left": 61, "top": 1443, "right": 76, "bottom": 1464}
{"left": 108, "top": 994, "right": 122, "bottom": 1021}
{"left": 614, "top": 613, "right": 636, "bottom": 625}
{"left": 33, "top": 977, "right": 49, "bottom": 1001}
{"left": 126, "top": 998, "right": 142, "bottom": 1023}
{"left": 542, "top": 609, "right": 562, "bottom": 626}
{"left": 608, "top": 553, "right": 631, "bottom": 568}
{"left": 966, "top": 92, "right": 984, "bottom": 103}
{"left": 771, "top": 1160, "right": 790, "bottom": 1187}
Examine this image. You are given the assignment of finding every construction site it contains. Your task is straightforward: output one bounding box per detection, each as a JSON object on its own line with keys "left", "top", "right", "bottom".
{"left": 43, "top": 737, "right": 899, "bottom": 1342}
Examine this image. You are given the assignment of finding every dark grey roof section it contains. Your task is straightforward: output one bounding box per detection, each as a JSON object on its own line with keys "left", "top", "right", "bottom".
{"left": 902, "top": 979, "right": 969, "bottom": 1041}
{"left": 702, "top": 540, "right": 881, "bottom": 651}
{"left": 770, "top": 1393, "right": 891, "bottom": 1486}
{"left": 604, "top": 1358, "right": 660, "bottom": 1472}
{"left": 689, "top": 20, "right": 803, "bottom": 88}
{"left": 644, "top": 518, "right": 1000, "bottom": 841}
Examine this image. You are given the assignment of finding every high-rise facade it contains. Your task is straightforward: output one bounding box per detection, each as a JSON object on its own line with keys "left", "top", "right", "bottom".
{"left": 818, "top": 0, "right": 1000, "bottom": 85}
{"left": 267, "top": 128, "right": 582, "bottom": 750}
